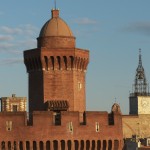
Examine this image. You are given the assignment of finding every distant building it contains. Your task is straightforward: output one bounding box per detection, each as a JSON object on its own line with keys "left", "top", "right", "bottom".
{"left": 123, "top": 50, "right": 150, "bottom": 148}
{"left": 129, "top": 49, "right": 150, "bottom": 115}
{"left": 0, "top": 94, "right": 27, "bottom": 112}
{"left": 0, "top": 7, "right": 123, "bottom": 150}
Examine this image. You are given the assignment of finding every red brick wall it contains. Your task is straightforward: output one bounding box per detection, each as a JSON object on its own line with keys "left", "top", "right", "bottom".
{"left": 37, "top": 36, "right": 76, "bottom": 49}
{"left": 24, "top": 47, "right": 89, "bottom": 114}
{"left": 0, "top": 111, "right": 123, "bottom": 148}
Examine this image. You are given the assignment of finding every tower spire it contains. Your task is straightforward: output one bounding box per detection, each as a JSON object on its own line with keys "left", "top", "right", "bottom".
{"left": 131, "top": 49, "right": 150, "bottom": 96}
{"left": 138, "top": 48, "right": 142, "bottom": 67}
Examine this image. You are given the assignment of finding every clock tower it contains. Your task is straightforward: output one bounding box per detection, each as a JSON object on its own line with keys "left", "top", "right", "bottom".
{"left": 129, "top": 49, "right": 150, "bottom": 115}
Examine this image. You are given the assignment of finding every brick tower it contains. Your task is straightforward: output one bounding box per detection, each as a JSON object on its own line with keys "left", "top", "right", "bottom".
{"left": 24, "top": 9, "right": 89, "bottom": 116}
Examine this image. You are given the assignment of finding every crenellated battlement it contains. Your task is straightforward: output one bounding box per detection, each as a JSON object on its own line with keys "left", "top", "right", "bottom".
{"left": 0, "top": 103, "right": 122, "bottom": 128}
{"left": 24, "top": 48, "right": 89, "bottom": 73}
{"left": 0, "top": 108, "right": 123, "bottom": 149}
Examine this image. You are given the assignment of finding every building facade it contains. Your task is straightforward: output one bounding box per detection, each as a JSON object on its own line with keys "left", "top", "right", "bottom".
{"left": 0, "top": 8, "right": 123, "bottom": 150}
{"left": 0, "top": 94, "right": 27, "bottom": 112}
{"left": 123, "top": 50, "right": 150, "bottom": 147}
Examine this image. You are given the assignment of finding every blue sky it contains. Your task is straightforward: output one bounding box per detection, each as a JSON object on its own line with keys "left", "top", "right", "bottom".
{"left": 0, "top": 1, "right": 150, "bottom": 114}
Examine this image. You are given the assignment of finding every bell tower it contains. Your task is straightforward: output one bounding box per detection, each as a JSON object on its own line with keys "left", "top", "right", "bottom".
{"left": 24, "top": 9, "right": 89, "bottom": 115}
{"left": 129, "top": 49, "right": 150, "bottom": 114}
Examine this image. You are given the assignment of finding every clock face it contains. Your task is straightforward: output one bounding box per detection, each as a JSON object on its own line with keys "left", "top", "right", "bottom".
{"left": 141, "top": 99, "right": 149, "bottom": 108}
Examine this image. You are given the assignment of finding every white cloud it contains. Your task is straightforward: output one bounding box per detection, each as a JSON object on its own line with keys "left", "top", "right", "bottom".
{"left": 73, "top": 17, "right": 97, "bottom": 25}
{"left": 0, "top": 43, "right": 15, "bottom": 51}
{"left": 19, "top": 24, "right": 39, "bottom": 36}
{"left": 0, "top": 26, "right": 23, "bottom": 34}
{"left": 0, "top": 24, "right": 39, "bottom": 66}
{"left": 123, "top": 21, "right": 150, "bottom": 36}
{"left": 0, "top": 40, "right": 36, "bottom": 55}
{"left": 0, "top": 24, "right": 38, "bottom": 54}
{"left": 17, "top": 39, "right": 37, "bottom": 50}
{"left": 0, "top": 24, "right": 39, "bottom": 36}
{"left": 0, "top": 58, "right": 23, "bottom": 65}
{"left": 0, "top": 35, "right": 14, "bottom": 41}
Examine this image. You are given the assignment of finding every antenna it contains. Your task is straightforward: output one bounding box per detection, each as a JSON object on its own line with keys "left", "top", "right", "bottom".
{"left": 54, "top": 0, "right": 57, "bottom": 9}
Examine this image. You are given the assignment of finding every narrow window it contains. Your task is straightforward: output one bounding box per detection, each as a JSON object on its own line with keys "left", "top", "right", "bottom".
{"left": 19, "top": 141, "right": 23, "bottom": 150}
{"left": 78, "top": 82, "right": 82, "bottom": 90}
{"left": 53, "top": 112, "right": 61, "bottom": 125}
{"left": 1, "top": 141, "right": 5, "bottom": 150}
{"left": 14, "top": 141, "right": 17, "bottom": 150}
{"left": 68, "top": 122, "right": 73, "bottom": 133}
{"left": 44, "top": 56, "right": 48, "bottom": 71}
{"left": 13, "top": 105, "right": 18, "bottom": 112}
{"left": 95, "top": 122, "right": 99, "bottom": 132}
{"left": 8, "top": 141, "right": 11, "bottom": 150}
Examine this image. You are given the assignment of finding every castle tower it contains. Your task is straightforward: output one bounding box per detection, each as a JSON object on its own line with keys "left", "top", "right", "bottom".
{"left": 129, "top": 49, "right": 150, "bottom": 114}
{"left": 24, "top": 9, "right": 89, "bottom": 115}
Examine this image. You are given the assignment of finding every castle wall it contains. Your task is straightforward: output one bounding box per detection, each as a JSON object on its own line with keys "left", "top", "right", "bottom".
{"left": 0, "top": 111, "right": 123, "bottom": 150}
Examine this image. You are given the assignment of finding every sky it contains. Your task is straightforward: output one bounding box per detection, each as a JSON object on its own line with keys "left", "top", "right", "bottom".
{"left": 0, "top": 1, "right": 150, "bottom": 114}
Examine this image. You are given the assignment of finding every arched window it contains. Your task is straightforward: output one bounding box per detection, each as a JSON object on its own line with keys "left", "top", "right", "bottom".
{"left": 1, "top": 141, "right": 5, "bottom": 150}
{"left": 50, "top": 56, "right": 54, "bottom": 70}
{"left": 61, "top": 140, "right": 65, "bottom": 150}
{"left": 14, "top": 141, "right": 17, "bottom": 150}
{"left": 114, "top": 140, "right": 119, "bottom": 150}
{"left": 70, "top": 56, "right": 74, "bottom": 69}
{"left": 26, "top": 141, "right": 30, "bottom": 150}
{"left": 19, "top": 141, "right": 23, "bottom": 150}
{"left": 33, "top": 141, "right": 37, "bottom": 150}
{"left": 63, "top": 56, "right": 67, "bottom": 70}
{"left": 67, "top": 140, "right": 71, "bottom": 150}
{"left": 74, "top": 140, "right": 79, "bottom": 150}
{"left": 53, "top": 140, "right": 58, "bottom": 150}
{"left": 39, "top": 141, "right": 44, "bottom": 150}
{"left": 8, "top": 141, "right": 11, "bottom": 150}
{"left": 86, "top": 140, "right": 90, "bottom": 149}
{"left": 103, "top": 140, "right": 107, "bottom": 150}
{"left": 81, "top": 140, "right": 84, "bottom": 150}
{"left": 46, "top": 141, "right": 50, "bottom": 150}
{"left": 108, "top": 140, "right": 112, "bottom": 150}
{"left": 97, "top": 140, "right": 101, "bottom": 149}
{"left": 57, "top": 56, "right": 61, "bottom": 70}
{"left": 44, "top": 56, "right": 48, "bottom": 71}
{"left": 92, "top": 140, "right": 95, "bottom": 150}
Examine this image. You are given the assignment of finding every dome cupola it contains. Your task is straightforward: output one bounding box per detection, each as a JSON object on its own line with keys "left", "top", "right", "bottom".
{"left": 37, "top": 9, "right": 76, "bottom": 49}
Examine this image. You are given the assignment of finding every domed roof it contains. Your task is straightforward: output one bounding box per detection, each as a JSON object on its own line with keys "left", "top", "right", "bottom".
{"left": 39, "top": 9, "right": 73, "bottom": 37}
{"left": 111, "top": 103, "right": 121, "bottom": 114}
